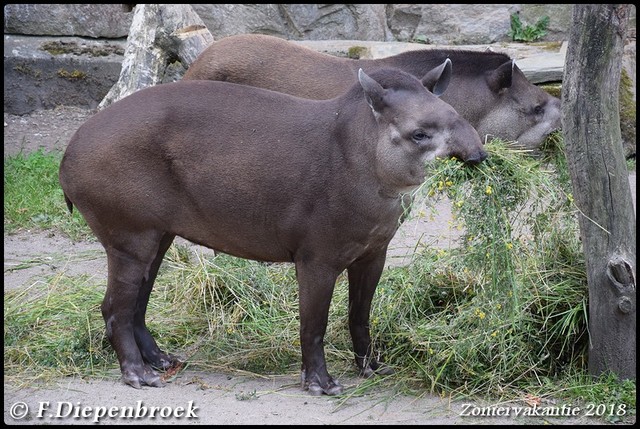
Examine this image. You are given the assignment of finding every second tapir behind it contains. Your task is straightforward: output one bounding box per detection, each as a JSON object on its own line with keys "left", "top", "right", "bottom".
{"left": 184, "top": 34, "right": 562, "bottom": 151}
{"left": 59, "top": 64, "right": 486, "bottom": 395}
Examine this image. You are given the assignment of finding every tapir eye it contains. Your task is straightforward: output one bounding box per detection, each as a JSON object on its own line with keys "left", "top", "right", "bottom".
{"left": 412, "top": 130, "right": 432, "bottom": 143}
{"left": 533, "top": 105, "right": 544, "bottom": 115}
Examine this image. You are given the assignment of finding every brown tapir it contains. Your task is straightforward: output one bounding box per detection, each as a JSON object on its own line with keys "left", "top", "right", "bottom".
{"left": 184, "top": 33, "right": 561, "bottom": 151}
{"left": 59, "top": 65, "right": 487, "bottom": 395}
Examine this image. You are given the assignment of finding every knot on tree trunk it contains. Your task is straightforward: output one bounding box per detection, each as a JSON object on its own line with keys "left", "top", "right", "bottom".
{"left": 607, "top": 254, "right": 636, "bottom": 314}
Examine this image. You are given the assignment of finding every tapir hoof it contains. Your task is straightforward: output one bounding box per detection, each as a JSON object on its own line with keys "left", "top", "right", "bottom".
{"left": 305, "top": 381, "right": 344, "bottom": 396}
{"left": 149, "top": 353, "right": 182, "bottom": 371}
{"left": 122, "top": 365, "right": 166, "bottom": 389}
{"left": 360, "top": 363, "right": 395, "bottom": 378}
{"left": 301, "top": 370, "right": 344, "bottom": 396}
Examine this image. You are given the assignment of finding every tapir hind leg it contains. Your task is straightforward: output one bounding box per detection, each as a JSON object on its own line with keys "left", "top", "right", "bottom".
{"left": 101, "top": 231, "right": 169, "bottom": 389}
{"left": 295, "top": 261, "right": 344, "bottom": 396}
{"left": 347, "top": 249, "right": 394, "bottom": 377}
{"left": 133, "top": 233, "right": 180, "bottom": 370}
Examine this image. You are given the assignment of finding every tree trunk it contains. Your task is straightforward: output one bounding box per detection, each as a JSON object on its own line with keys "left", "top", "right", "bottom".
{"left": 562, "top": 4, "right": 636, "bottom": 380}
{"left": 99, "top": 4, "right": 213, "bottom": 109}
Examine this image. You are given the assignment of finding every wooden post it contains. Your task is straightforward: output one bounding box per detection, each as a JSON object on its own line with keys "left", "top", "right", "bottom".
{"left": 562, "top": 4, "right": 636, "bottom": 380}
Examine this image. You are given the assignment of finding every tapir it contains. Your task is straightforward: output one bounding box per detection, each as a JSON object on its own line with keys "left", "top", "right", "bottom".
{"left": 184, "top": 33, "right": 561, "bottom": 150}
{"left": 59, "top": 65, "right": 487, "bottom": 395}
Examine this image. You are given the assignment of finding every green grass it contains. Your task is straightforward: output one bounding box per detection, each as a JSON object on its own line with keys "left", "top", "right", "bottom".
{"left": 3, "top": 143, "right": 635, "bottom": 422}
{"left": 4, "top": 149, "right": 92, "bottom": 240}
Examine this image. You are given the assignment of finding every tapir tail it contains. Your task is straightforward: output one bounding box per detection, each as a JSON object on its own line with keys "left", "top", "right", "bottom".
{"left": 64, "top": 193, "right": 74, "bottom": 214}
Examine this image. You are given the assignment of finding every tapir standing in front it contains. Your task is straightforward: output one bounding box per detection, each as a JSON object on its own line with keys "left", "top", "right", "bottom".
{"left": 59, "top": 62, "right": 487, "bottom": 395}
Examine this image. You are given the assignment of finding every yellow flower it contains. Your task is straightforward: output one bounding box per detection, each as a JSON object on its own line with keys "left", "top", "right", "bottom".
{"left": 485, "top": 185, "right": 493, "bottom": 195}
{"left": 456, "top": 200, "right": 464, "bottom": 208}
{"left": 445, "top": 180, "right": 453, "bottom": 187}
{"left": 505, "top": 242, "right": 513, "bottom": 250}
{"left": 429, "top": 348, "right": 435, "bottom": 355}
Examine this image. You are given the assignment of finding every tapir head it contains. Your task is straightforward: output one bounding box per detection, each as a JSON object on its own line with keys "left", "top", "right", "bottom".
{"left": 359, "top": 62, "right": 487, "bottom": 193}
{"left": 475, "top": 59, "right": 562, "bottom": 150}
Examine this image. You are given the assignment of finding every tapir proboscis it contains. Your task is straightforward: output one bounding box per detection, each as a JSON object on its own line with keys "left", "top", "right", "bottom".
{"left": 184, "top": 33, "right": 561, "bottom": 151}
{"left": 59, "top": 65, "right": 487, "bottom": 395}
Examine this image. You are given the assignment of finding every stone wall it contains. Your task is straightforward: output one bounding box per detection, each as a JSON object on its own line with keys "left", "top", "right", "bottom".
{"left": 3, "top": 4, "right": 636, "bottom": 118}
{"left": 4, "top": 4, "right": 588, "bottom": 43}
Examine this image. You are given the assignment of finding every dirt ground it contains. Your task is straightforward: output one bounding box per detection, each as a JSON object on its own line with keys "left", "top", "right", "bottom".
{"left": 3, "top": 107, "right": 635, "bottom": 425}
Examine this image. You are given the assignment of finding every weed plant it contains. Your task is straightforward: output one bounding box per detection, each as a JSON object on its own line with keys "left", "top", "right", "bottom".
{"left": 508, "top": 13, "right": 550, "bottom": 42}
{"left": 379, "top": 137, "right": 588, "bottom": 397}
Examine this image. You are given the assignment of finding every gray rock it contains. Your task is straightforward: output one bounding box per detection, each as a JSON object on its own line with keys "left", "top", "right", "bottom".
{"left": 191, "top": 4, "right": 289, "bottom": 38}
{"left": 3, "top": 4, "right": 133, "bottom": 39}
{"left": 387, "top": 4, "right": 517, "bottom": 44}
{"left": 191, "top": 4, "right": 391, "bottom": 41}
{"left": 278, "top": 4, "right": 390, "bottom": 40}
{"left": 518, "top": 4, "right": 573, "bottom": 41}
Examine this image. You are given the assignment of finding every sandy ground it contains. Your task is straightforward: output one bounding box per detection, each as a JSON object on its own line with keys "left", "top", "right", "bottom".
{"left": 3, "top": 107, "right": 635, "bottom": 425}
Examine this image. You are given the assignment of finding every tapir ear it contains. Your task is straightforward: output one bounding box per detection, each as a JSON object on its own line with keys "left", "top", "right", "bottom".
{"left": 358, "top": 68, "right": 387, "bottom": 113}
{"left": 421, "top": 58, "right": 452, "bottom": 97}
{"left": 486, "top": 59, "right": 514, "bottom": 92}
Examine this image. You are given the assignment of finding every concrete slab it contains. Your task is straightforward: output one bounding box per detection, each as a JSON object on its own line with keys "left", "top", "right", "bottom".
{"left": 4, "top": 35, "right": 126, "bottom": 115}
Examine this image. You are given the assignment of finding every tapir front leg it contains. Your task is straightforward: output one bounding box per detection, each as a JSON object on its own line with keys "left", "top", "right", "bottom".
{"left": 295, "top": 261, "right": 344, "bottom": 396}
{"left": 347, "top": 249, "right": 394, "bottom": 377}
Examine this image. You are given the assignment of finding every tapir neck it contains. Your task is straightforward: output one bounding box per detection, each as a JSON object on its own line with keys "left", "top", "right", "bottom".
{"left": 329, "top": 97, "right": 409, "bottom": 210}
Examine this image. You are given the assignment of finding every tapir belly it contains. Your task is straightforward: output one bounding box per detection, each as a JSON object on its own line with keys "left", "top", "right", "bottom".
{"left": 64, "top": 153, "right": 400, "bottom": 267}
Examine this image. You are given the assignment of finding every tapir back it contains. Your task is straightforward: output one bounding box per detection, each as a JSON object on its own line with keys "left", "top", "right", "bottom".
{"left": 185, "top": 34, "right": 561, "bottom": 150}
